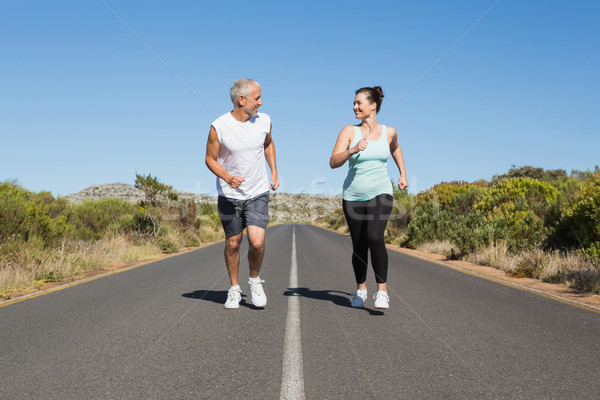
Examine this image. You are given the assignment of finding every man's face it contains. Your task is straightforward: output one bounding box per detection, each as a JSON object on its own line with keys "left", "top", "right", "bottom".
{"left": 242, "top": 85, "right": 263, "bottom": 117}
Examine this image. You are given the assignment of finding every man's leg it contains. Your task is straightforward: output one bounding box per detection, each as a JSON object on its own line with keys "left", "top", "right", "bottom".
{"left": 224, "top": 232, "right": 243, "bottom": 286}
{"left": 246, "top": 225, "right": 267, "bottom": 307}
{"left": 242, "top": 193, "right": 269, "bottom": 307}
{"left": 246, "top": 225, "right": 266, "bottom": 278}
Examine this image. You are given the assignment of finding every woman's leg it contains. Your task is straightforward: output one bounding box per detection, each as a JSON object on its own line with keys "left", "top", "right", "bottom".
{"left": 365, "top": 194, "right": 394, "bottom": 287}
{"left": 342, "top": 199, "right": 369, "bottom": 287}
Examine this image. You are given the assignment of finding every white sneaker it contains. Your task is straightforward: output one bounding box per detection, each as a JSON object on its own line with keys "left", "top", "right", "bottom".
{"left": 373, "top": 291, "right": 390, "bottom": 309}
{"left": 224, "top": 287, "right": 242, "bottom": 309}
{"left": 248, "top": 279, "right": 267, "bottom": 307}
{"left": 351, "top": 289, "right": 368, "bottom": 307}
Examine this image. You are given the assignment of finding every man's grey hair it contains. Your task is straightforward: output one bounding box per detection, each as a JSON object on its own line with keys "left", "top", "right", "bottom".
{"left": 230, "top": 78, "right": 260, "bottom": 105}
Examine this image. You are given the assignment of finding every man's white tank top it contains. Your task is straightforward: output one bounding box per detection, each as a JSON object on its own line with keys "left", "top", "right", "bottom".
{"left": 211, "top": 112, "right": 271, "bottom": 200}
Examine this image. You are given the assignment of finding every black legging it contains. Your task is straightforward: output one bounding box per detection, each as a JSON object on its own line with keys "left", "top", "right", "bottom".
{"left": 342, "top": 194, "right": 393, "bottom": 284}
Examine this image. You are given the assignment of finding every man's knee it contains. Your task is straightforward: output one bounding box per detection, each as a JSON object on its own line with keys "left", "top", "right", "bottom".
{"left": 247, "top": 227, "right": 265, "bottom": 252}
{"left": 226, "top": 235, "right": 242, "bottom": 252}
{"left": 248, "top": 237, "right": 265, "bottom": 252}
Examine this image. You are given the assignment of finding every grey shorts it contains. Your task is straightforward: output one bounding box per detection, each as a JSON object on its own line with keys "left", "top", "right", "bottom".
{"left": 217, "top": 192, "right": 270, "bottom": 237}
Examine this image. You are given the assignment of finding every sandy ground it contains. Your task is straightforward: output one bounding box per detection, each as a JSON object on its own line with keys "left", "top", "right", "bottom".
{"left": 389, "top": 244, "right": 600, "bottom": 312}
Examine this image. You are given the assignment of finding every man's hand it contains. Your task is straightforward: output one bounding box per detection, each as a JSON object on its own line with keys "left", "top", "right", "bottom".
{"left": 228, "top": 176, "right": 245, "bottom": 189}
{"left": 270, "top": 175, "right": 279, "bottom": 191}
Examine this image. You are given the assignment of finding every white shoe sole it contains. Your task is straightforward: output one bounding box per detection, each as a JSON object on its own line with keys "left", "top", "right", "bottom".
{"left": 251, "top": 298, "right": 266, "bottom": 307}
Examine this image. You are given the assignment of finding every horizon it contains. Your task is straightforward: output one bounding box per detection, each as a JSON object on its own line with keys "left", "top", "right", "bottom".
{"left": 10, "top": 162, "right": 598, "bottom": 199}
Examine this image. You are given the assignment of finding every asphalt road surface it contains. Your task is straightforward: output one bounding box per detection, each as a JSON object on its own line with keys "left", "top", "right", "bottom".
{"left": 1, "top": 224, "right": 599, "bottom": 399}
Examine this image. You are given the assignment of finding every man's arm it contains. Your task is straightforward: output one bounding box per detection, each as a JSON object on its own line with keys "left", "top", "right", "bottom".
{"left": 264, "top": 123, "right": 279, "bottom": 190}
{"left": 205, "top": 125, "right": 245, "bottom": 189}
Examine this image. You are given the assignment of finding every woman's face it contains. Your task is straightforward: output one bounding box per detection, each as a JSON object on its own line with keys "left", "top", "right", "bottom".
{"left": 353, "top": 92, "right": 376, "bottom": 119}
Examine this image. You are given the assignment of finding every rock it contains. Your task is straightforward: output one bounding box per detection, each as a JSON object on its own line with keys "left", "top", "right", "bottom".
{"left": 66, "top": 183, "right": 341, "bottom": 223}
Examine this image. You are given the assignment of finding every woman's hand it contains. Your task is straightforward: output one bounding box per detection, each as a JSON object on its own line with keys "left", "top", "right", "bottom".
{"left": 353, "top": 138, "right": 368, "bottom": 153}
{"left": 397, "top": 176, "right": 409, "bottom": 190}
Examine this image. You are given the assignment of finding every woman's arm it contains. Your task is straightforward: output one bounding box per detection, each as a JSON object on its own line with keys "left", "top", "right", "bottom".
{"left": 388, "top": 126, "right": 409, "bottom": 190}
{"left": 329, "top": 125, "right": 366, "bottom": 169}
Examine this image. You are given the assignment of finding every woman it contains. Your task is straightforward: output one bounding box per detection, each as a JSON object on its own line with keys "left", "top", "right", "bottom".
{"left": 329, "top": 86, "right": 408, "bottom": 309}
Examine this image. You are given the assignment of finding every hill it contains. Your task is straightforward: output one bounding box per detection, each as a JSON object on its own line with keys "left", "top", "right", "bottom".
{"left": 66, "top": 183, "right": 341, "bottom": 223}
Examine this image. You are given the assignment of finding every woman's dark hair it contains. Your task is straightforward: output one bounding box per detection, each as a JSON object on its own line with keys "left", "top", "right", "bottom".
{"left": 355, "top": 86, "right": 384, "bottom": 113}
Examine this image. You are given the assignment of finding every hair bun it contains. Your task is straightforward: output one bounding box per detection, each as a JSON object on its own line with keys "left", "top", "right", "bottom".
{"left": 373, "top": 86, "right": 384, "bottom": 99}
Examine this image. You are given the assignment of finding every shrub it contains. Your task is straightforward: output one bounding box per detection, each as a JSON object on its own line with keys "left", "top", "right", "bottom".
{"left": 157, "top": 237, "right": 179, "bottom": 254}
{"left": 474, "top": 177, "right": 557, "bottom": 251}
{"left": 318, "top": 207, "right": 346, "bottom": 231}
{"left": 580, "top": 242, "right": 600, "bottom": 265}
{"left": 0, "top": 183, "right": 30, "bottom": 242}
{"left": 134, "top": 173, "right": 178, "bottom": 237}
{"left": 406, "top": 183, "right": 488, "bottom": 252}
{"left": 416, "top": 181, "right": 478, "bottom": 209}
{"left": 198, "top": 202, "right": 216, "bottom": 215}
{"left": 0, "top": 182, "right": 73, "bottom": 246}
{"left": 557, "top": 170, "right": 600, "bottom": 249}
{"left": 387, "top": 188, "right": 414, "bottom": 241}
{"left": 492, "top": 165, "right": 568, "bottom": 184}
{"left": 179, "top": 201, "right": 197, "bottom": 228}
{"left": 181, "top": 231, "right": 201, "bottom": 247}
{"left": 68, "top": 199, "right": 136, "bottom": 240}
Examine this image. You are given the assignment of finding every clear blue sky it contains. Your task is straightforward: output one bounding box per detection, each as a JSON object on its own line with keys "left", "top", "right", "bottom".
{"left": 1, "top": 1, "right": 598, "bottom": 197}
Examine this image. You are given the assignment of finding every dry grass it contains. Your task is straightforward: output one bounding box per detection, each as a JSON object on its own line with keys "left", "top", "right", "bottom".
{"left": 0, "top": 237, "right": 163, "bottom": 298}
{"left": 417, "top": 241, "right": 461, "bottom": 260}
{"left": 0, "top": 219, "right": 225, "bottom": 300}
{"left": 466, "top": 242, "right": 600, "bottom": 293}
{"left": 198, "top": 223, "right": 225, "bottom": 244}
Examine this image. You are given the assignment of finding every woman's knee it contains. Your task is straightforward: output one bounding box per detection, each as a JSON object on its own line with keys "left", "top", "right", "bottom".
{"left": 366, "top": 230, "right": 385, "bottom": 247}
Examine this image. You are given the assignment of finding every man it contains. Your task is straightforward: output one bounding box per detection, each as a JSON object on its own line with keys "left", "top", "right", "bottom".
{"left": 205, "top": 78, "right": 279, "bottom": 309}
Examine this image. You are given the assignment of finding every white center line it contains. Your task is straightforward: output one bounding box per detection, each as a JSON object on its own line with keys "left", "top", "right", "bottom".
{"left": 280, "top": 227, "right": 305, "bottom": 400}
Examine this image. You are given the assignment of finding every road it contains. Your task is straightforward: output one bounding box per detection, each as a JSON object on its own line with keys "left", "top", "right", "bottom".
{"left": 1, "top": 224, "right": 599, "bottom": 399}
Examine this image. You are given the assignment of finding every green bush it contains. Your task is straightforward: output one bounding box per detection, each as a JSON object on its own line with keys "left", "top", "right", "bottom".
{"left": 68, "top": 199, "right": 136, "bottom": 240}
{"left": 323, "top": 207, "right": 346, "bottom": 231}
{"left": 474, "top": 177, "right": 557, "bottom": 251}
{"left": 416, "top": 181, "right": 482, "bottom": 210}
{"left": 580, "top": 242, "right": 600, "bottom": 265}
{"left": 387, "top": 187, "right": 414, "bottom": 240}
{"left": 406, "top": 182, "right": 488, "bottom": 252}
{"left": 133, "top": 210, "right": 156, "bottom": 236}
{"left": 37, "top": 270, "right": 64, "bottom": 283}
{"left": 198, "top": 202, "right": 216, "bottom": 215}
{"left": 558, "top": 171, "right": 600, "bottom": 248}
{"left": 0, "top": 182, "right": 70, "bottom": 246}
{"left": 157, "top": 237, "right": 179, "bottom": 254}
{"left": 0, "top": 183, "right": 30, "bottom": 242}
{"left": 492, "top": 165, "right": 567, "bottom": 184}
{"left": 181, "top": 231, "right": 201, "bottom": 247}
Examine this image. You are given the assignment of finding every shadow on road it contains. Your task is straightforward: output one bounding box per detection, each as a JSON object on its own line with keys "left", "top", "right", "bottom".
{"left": 181, "top": 290, "right": 265, "bottom": 310}
{"left": 284, "top": 287, "right": 384, "bottom": 315}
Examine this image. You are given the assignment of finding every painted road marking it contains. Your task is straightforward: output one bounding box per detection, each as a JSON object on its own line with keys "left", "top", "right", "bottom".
{"left": 280, "top": 227, "right": 305, "bottom": 400}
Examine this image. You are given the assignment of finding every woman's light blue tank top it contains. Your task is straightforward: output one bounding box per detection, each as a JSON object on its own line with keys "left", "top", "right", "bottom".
{"left": 342, "top": 125, "right": 393, "bottom": 201}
